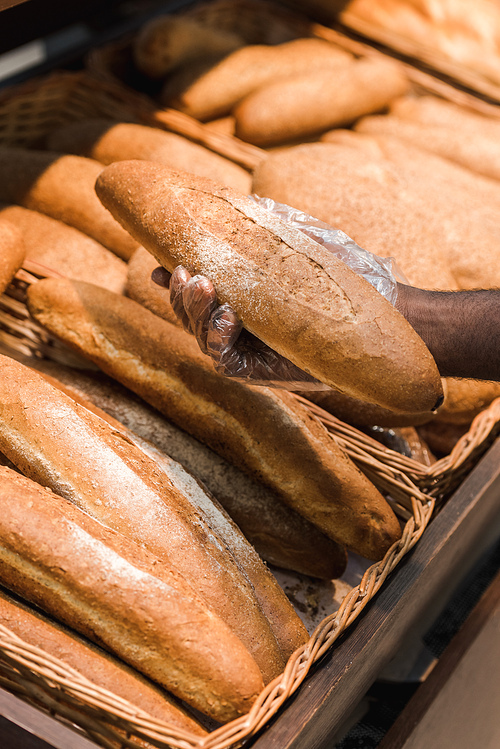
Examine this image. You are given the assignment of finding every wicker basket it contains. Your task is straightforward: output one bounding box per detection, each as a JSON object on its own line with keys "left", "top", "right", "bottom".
{"left": 0, "top": 50, "right": 499, "bottom": 749}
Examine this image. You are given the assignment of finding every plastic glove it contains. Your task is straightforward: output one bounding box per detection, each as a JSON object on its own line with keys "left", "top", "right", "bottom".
{"left": 151, "top": 196, "right": 403, "bottom": 389}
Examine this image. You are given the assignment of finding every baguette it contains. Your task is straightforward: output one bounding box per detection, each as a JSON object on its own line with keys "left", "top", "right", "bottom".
{"left": 27, "top": 278, "right": 402, "bottom": 560}
{"left": 233, "top": 57, "right": 410, "bottom": 146}
{"left": 0, "top": 219, "right": 25, "bottom": 293}
{"left": 0, "top": 204, "right": 127, "bottom": 293}
{"left": 20, "top": 353, "right": 345, "bottom": 580}
{"left": 0, "top": 148, "right": 139, "bottom": 260}
{"left": 95, "top": 161, "right": 443, "bottom": 415}
{"left": 0, "top": 586, "right": 207, "bottom": 735}
{"left": 133, "top": 14, "right": 244, "bottom": 78}
{"left": 0, "top": 354, "right": 286, "bottom": 683}
{"left": 46, "top": 119, "right": 252, "bottom": 193}
{"left": 19, "top": 362, "right": 311, "bottom": 660}
{"left": 160, "top": 38, "right": 354, "bottom": 120}
{"left": 0, "top": 466, "right": 264, "bottom": 721}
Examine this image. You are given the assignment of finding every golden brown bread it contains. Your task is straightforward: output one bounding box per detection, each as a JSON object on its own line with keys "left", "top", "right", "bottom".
{"left": 27, "top": 277, "right": 402, "bottom": 560}
{"left": 250, "top": 138, "right": 500, "bottom": 291}
{"left": 95, "top": 160, "right": 442, "bottom": 415}
{"left": 0, "top": 204, "right": 127, "bottom": 293}
{"left": 46, "top": 119, "right": 252, "bottom": 193}
{"left": 17, "top": 359, "right": 311, "bottom": 660}
{"left": 233, "top": 57, "right": 410, "bottom": 146}
{"left": 0, "top": 586, "right": 207, "bottom": 735}
{"left": 0, "top": 465, "right": 264, "bottom": 721}
{"left": 0, "top": 148, "right": 139, "bottom": 260}
{"left": 0, "top": 354, "right": 287, "bottom": 683}
{"left": 436, "top": 378, "right": 500, "bottom": 426}
{"left": 160, "top": 38, "right": 353, "bottom": 120}
{"left": 133, "top": 13, "right": 244, "bottom": 78}
{"left": 21, "top": 352, "right": 345, "bottom": 579}
{"left": 356, "top": 109, "right": 500, "bottom": 184}
{"left": 0, "top": 219, "right": 25, "bottom": 294}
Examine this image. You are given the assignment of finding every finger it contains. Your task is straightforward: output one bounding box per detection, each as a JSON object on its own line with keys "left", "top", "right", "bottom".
{"left": 183, "top": 275, "right": 218, "bottom": 353}
{"left": 206, "top": 304, "right": 243, "bottom": 371}
{"left": 169, "top": 266, "right": 193, "bottom": 333}
{"left": 150, "top": 266, "right": 171, "bottom": 289}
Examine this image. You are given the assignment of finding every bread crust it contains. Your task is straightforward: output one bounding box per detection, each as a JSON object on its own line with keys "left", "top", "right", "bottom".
{"left": 0, "top": 586, "right": 207, "bottom": 735}
{"left": 21, "top": 353, "right": 346, "bottom": 580}
{"left": 0, "top": 354, "right": 285, "bottom": 683}
{"left": 0, "top": 148, "right": 139, "bottom": 260}
{"left": 95, "top": 161, "right": 442, "bottom": 415}
{"left": 0, "top": 204, "right": 127, "bottom": 293}
{"left": 27, "top": 278, "right": 402, "bottom": 560}
{"left": 0, "top": 466, "right": 264, "bottom": 721}
{"left": 47, "top": 119, "right": 252, "bottom": 193}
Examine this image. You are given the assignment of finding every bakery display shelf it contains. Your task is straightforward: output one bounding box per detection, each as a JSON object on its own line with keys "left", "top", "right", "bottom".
{"left": 0, "top": 2, "right": 500, "bottom": 747}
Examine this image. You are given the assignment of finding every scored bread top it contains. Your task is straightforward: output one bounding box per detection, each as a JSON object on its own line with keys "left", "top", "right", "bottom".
{"left": 95, "top": 161, "right": 443, "bottom": 415}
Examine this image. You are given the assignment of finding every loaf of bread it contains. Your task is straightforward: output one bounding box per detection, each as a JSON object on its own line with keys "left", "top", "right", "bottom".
{"left": 46, "top": 119, "right": 252, "bottom": 193}
{"left": 0, "top": 465, "right": 264, "bottom": 721}
{"left": 0, "top": 585, "right": 207, "bottom": 735}
{"left": 356, "top": 108, "right": 500, "bottom": 185}
{"left": 17, "top": 357, "right": 310, "bottom": 660}
{"left": 251, "top": 139, "right": 500, "bottom": 291}
{"left": 21, "top": 351, "right": 345, "bottom": 579}
{"left": 233, "top": 56, "right": 410, "bottom": 146}
{"left": 133, "top": 13, "right": 244, "bottom": 78}
{"left": 27, "top": 278, "right": 402, "bottom": 560}
{"left": 160, "top": 38, "right": 353, "bottom": 120}
{"left": 0, "top": 219, "right": 25, "bottom": 293}
{"left": 436, "top": 378, "right": 500, "bottom": 426}
{"left": 0, "top": 148, "right": 139, "bottom": 260}
{"left": 0, "top": 204, "right": 127, "bottom": 293}
{"left": 0, "top": 354, "right": 288, "bottom": 683}
{"left": 95, "top": 161, "right": 442, "bottom": 415}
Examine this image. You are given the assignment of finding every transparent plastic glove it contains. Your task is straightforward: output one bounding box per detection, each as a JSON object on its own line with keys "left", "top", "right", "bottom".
{"left": 151, "top": 197, "right": 403, "bottom": 389}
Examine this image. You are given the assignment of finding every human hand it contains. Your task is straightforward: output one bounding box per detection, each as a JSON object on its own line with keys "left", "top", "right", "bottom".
{"left": 151, "top": 264, "right": 327, "bottom": 388}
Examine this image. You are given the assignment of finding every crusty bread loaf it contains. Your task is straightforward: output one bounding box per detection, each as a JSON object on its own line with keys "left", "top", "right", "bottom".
{"left": 15, "top": 359, "right": 310, "bottom": 660}
{"left": 0, "top": 219, "right": 25, "bottom": 294}
{"left": 27, "top": 278, "right": 402, "bottom": 560}
{"left": 0, "top": 586, "right": 207, "bottom": 735}
{"left": 356, "top": 110, "right": 500, "bottom": 184}
{"left": 19, "top": 352, "right": 345, "bottom": 580}
{"left": 0, "top": 465, "right": 264, "bottom": 721}
{"left": 95, "top": 161, "right": 442, "bottom": 415}
{"left": 46, "top": 120, "right": 252, "bottom": 193}
{"left": 160, "top": 38, "right": 354, "bottom": 120}
{"left": 436, "top": 378, "right": 500, "bottom": 426}
{"left": 126, "top": 246, "right": 181, "bottom": 326}
{"left": 0, "top": 204, "right": 127, "bottom": 293}
{"left": 233, "top": 57, "right": 410, "bottom": 146}
{"left": 251, "top": 140, "right": 473, "bottom": 291}
{"left": 0, "top": 354, "right": 286, "bottom": 683}
{"left": 133, "top": 14, "right": 244, "bottom": 78}
{"left": 0, "top": 148, "right": 139, "bottom": 260}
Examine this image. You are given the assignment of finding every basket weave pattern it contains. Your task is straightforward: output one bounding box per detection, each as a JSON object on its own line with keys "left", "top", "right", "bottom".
{"left": 0, "top": 61, "right": 499, "bottom": 748}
